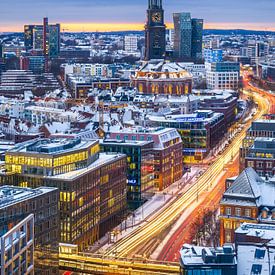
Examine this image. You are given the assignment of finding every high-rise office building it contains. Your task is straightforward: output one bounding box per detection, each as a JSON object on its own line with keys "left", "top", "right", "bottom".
{"left": 24, "top": 25, "right": 35, "bottom": 50}
{"left": 191, "top": 18, "right": 203, "bottom": 60}
{"left": 144, "top": 0, "right": 166, "bottom": 60}
{"left": 173, "top": 13, "right": 192, "bottom": 60}
{"left": 173, "top": 12, "right": 203, "bottom": 61}
{"left": 24, "top": 18, "right": 60, "bottom": 57}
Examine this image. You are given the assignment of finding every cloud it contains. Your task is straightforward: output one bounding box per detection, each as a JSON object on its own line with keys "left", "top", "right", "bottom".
{"left": 0, "top": 0, "right": 274, "bottom": 31}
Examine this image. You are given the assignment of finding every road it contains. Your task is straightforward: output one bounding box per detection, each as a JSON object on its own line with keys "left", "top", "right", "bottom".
{"left": 103, "top": 89, "right": 270, "bottom": 259}
{"left": 158, "top": 156, "right": 239, "bottom": 262}
{"left": 156, "top": 83, "right": 275, "bottom": 261}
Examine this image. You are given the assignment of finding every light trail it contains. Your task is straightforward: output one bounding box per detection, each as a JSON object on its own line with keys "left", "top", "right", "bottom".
{"left": 103, "top": 90, "right": 270, "bottom": 258}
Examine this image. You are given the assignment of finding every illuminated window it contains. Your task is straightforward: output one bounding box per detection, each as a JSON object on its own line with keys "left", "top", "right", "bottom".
{"left": 245, "top": 209, "right": 251, "bottom": 217}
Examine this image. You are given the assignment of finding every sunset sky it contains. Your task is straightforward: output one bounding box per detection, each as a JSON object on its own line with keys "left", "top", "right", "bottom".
{"left": 0, "top": 0, "right": 275, "bottom": 32}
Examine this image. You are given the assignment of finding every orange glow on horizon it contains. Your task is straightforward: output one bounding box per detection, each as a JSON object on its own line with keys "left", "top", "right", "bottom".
{"left": 1, "top": 22, "right": 275, "bottom": 32}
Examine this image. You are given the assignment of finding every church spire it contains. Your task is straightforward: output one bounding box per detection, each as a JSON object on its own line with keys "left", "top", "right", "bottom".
{"left": 149, "top": 0, "right": 162, "bottom": 9}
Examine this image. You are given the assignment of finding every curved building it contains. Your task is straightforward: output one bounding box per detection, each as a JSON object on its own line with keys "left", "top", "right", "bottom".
{"left": 132, "top": 61, "right": 193, "bottom": 95}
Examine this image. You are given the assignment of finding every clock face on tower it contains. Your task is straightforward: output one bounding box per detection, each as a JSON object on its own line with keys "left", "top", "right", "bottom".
{"left": 151, "top": 12, "right": 162, "bottom": 23}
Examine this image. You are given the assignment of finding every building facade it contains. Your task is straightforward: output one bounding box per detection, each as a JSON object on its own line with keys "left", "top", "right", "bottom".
{"left": 124, "top": 35, "right": 138, "bottom": 53}
{"left": 204, "top": 48, "right": 223, "bottom": 63}
{"left": 132, "top": 61, "right": 193, "bottom": 95}
{"left": 245, "top": 138, "right": 275, "bottom": 177}
{"left": 149, "top": 110, "right": 225, "bottom": 163}
{"left": 1, "top": 138, "right": 127, "bottom": 251}
{"left": 0, "top": 185, "right": 59, "bottom": 273}
{"left": 0, "top": 215, "right": 34, "bottom": 275}
{"left": 100, "top": 140, "right": 155, "bottom": 208}
{"left": 220, "top": 168, "right": 275, "bottom": 246}
{"left": 240, "top": 119, "right": 275, "bottom": 172}
{"left": 206, "top": 62, "right": 240, "bottom": 91}
{"left": 144, "top": 0, "right": 166, "bottom": 60}
{"left": 24, "top": 18, "right": 60, "bottom": 58}
{"left": 108, "top": 127, "right": 183, "bottom": 191}
{"left": 173, "top": 12, "right": 203, "bottom": 61}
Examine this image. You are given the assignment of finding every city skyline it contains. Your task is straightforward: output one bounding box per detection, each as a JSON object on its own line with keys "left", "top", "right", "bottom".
{"left": 1, "top": 0, "right": 275, "bottom": 32}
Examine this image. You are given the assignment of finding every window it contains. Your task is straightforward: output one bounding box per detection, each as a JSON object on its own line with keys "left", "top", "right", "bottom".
{"left": 225, "top": 230, "right": 231, "bottom": 243}
{"left": 235, "top": 208, "right": 241, "bottom": 216}
{"left": 225, "top": 207, "right": 232, "bottom": 215}
{"left": 245, "top": 209, "right": 251, "bottom": 217}
{"left": 251, "top": 264, "right": 262, "bottom": 275}
{"left": 254, "top": 249, "right": 265, "bottom": 259}
{"left": 247, "top": 161, "right": 254, "bottom": 168}
{"left": 224, "top": 221, "right": 232, "bottom": 229}
{"left": 267, "top": 162, "right": 273, "bottom": 169}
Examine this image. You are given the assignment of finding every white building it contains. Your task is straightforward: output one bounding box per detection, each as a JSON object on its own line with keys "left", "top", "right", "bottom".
{"left": 236, "top": 223, "right": 275, "bottom": 275}
{"left": 205, "top": 62, "right": 240, "bottom": 91}
{"left": 25, "top": 106, "right": 80, "bottom": 125}
{"left": 0, "top": 98, "right": 25, "bottom": 119}
{"left": 0, "top": 215, "right": 34, "bottom": 275}
{"left": 124, "top": 35, "right": 138, "bottom": 53}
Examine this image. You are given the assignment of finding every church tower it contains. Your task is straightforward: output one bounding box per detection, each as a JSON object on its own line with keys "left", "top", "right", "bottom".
{"left": 144, "top": 0, "right": 166, "bottom": 60}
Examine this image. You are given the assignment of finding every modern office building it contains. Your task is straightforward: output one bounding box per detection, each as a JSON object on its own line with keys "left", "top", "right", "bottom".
{"left": 219, "top": 167, "right": 275, "bottom": 245}
{"left": 179, "top": 244, "right": 237, "bottom": 275}
{"left": 206, "top": 62, "right": 240, "bottom": 90}
{"left": 144, "top": 0, "right": 166, "bottom": 60}
{"left": 132, "top": 61, "right": 193, "bottom": 95}
{"left": 244, "top": 138, "right": 275, "bottom": 177}
{"left": 193, "top": 90, "right": 238, "bottom": 127}
{"left": 204, "top": 48, "right": 223, "bottom": 63}
{"left": 0, "top": 215, "right": 34, "bottom": 275}
{"left": 0, "top": 185, "right": 59, "bottom": 273}
{"left": 100, "top": 139, "right": 155, "bottom": 208}
{"left": 149, "top": 110, "right": 225, "bottom": 163}
{"left": 24, "top": 18, "right": 60, "bottom": 57}
{"left": 240, "top": 119, "right": 275, "bottom": 171}
{"left": 1, "top": 138, "right": 127, "bottom": 251}
{"left": 108, "top": 127, "right": 183, "bottom": 191}
{"left": 191, "top": 18, "right": 203, "bottom": 60}
{"left": 124, "top": 35, "right": 138, "bottom": 53}
{"left": 20, "top": 56, "right": 46, "bottom": 74}
{"left": 173, "top": 12, "right": 203, "bottom": 61}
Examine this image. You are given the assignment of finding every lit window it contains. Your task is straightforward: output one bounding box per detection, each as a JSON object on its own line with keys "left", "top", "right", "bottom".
{"left": 235, "top": 208, "right": 241, "bottom": 216}
{"left": 245, "top": 209, "right": 251, "bottom": 217}
{"left": 225, "top": 207, "right": 232, "bottom": 215}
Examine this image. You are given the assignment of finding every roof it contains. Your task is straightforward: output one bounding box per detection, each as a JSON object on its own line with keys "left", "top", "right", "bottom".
{"left": 0, "top": 185, "right": 58, "bottom": 209}
{"left": 221, "top": 168, "right": 275, "bottom": 208}
{"left": 224, "top": 168, "right": 262, "bottom": 199}
{"left": 48, "top": 153, "right": 125, "bottom": 180}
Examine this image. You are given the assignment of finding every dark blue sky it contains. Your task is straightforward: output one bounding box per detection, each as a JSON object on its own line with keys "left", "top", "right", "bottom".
{"left": 1, "top": 0, "right": 275, "bottom": 31}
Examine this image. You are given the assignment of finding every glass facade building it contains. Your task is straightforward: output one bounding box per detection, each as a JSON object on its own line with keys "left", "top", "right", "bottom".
{"left": 149, "top": 111, "right": 225, "bottom": 163}
{"left": 173, "top": 13, "right": 203, "bottom": 61}
{"left": 24, "top": 18, "right": 60, "bottom": 57}
{"left": 101, "top": 140, "right": 155, "bottom": 209}
{"left": 1, "top": 138, "right": 127, "bottom": 251}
